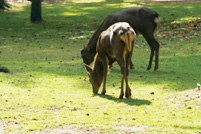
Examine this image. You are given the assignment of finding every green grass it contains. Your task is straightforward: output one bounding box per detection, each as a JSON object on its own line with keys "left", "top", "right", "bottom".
{"left": 0, "top": 0, "right": 201, "bottom": 133}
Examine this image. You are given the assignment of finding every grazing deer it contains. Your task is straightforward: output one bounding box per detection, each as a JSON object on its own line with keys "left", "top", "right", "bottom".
{"left": 81, "top": 7, "right": 160, "bottom": 71}
{"left": 84, "top": 22, "right": 136, "bottom": 99}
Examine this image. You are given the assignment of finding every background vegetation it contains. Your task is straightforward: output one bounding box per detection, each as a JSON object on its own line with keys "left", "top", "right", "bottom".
{"left": 0, "top": 0, "right": 201, "bottom": 133}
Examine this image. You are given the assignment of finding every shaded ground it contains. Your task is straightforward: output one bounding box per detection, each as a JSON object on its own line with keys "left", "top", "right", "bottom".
{"left": 152, "top": 0, "right": 201, "bottom": 3}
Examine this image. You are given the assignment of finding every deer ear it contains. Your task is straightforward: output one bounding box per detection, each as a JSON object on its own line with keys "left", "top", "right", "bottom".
{"left": 112, "top": 25, "right": 117, "bottom": 36}
{"left": 83, "top": 63, "right": 93, "bottom": 74}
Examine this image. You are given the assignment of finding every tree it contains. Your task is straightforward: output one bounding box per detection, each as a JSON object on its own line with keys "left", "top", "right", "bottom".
{"left": 30, "top": 0, "right": 42, "bottom": 22}
{"left": 0, "top": 0, "right": 9, "bottom": 10}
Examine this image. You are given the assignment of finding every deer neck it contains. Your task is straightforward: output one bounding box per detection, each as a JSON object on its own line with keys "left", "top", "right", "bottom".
{"left": 92, "top": 53, "right": 104, "bottom": 78}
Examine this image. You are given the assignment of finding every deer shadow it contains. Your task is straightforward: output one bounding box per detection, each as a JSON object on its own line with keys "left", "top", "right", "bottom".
{"left": 94, "top": 94, "right": 151, "bottom": 106}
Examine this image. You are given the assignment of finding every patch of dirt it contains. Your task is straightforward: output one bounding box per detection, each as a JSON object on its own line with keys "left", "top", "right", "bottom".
{"left": 29, "top": 126, "right": 103, "bottom": 134}
{"left": 0, "top": 122, "right": 107, "bottom": 134}
{"left": 0, "top": 120, "right": 9, "bottom": 134}
{"left": 181, "top": 89, "right": 201, "bottom": 105}
{"left": 166, "top": 88, "right": 201, "bottom": 110}
{"left": 115, "top": 125, "right": 148, "bottom": 133}
{"left": 0, "top": 122, "right": 149, "bottom": 134}
{"left": 176, "top": 88, "right": 201, "bottom": 101}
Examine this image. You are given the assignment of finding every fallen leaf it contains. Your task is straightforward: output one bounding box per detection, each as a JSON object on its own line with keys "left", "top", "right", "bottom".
{"left": 177, "top": 34, "right": 186, "bottom": 38}
{"left": 194, "top": 33, "right": 198, "bottom": 36}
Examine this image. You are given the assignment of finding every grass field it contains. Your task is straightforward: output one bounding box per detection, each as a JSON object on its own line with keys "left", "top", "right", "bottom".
{"left": 0, "top": 0, "right": 201, "bottom": 133}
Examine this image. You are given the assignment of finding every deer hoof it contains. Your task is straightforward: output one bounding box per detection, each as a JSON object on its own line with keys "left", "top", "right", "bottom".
{"left": 126, "top": 93, "right": 131, "bottom": 97}
{"left": 125, "top": 88, "right": 131, "bottom": 97}
{"left": 129, "top": 89, "right": 132, "bottom": 96}
{"left": 119, "top": 94, "right": 124, "bottom": 99}
{"left": 93, "top": 91, "right": 98, "bottom": 94}
{"left": 129, "top": 92, "right": 132, "bottom": 96}
{"left": 125, "top": 92, "right": 131, "bottom": 97}
{"left": 101, "top": 91, "right": 106, "bottom": 95}
{"left": 154, "top": 67, "right": 158, "bottom": 71}
{"left": 147, "top": 66, "right": 151, "bottom": 71}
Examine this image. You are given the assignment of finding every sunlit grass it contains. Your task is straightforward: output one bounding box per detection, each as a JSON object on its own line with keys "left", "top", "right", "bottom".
{"left": 0, "top": 1, "right": 201, "bottom": 133}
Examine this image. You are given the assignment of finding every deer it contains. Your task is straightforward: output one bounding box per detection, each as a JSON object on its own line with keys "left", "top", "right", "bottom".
{"left": 81, "top": 7, "right": 160, "bottom": 71}
{"left": 84, "top": 22, "right": 136, "bottom": 99}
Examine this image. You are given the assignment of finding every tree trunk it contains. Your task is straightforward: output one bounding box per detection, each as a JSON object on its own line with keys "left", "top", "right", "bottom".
{"left": 0, "top": 0, "right": 9, "bottom": 10}
{"left": 31, "top": 0, "right": 42, "bottom": 22}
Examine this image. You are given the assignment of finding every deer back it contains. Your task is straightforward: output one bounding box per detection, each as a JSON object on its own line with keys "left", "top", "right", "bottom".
{"left": 96, "top": 22, "right": 136, "bottom": 62}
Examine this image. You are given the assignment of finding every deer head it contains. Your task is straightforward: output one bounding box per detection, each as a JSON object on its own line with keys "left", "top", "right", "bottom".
{"left": 84, "top": 62, "right": 103, "bottom": 94}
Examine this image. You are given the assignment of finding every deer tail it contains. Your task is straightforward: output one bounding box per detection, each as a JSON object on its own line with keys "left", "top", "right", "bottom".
{"left": 120, "top": 32, "right": 135, "bottom": 52}
{"left": 154, "top": 13, "right": 161, "bottom": 34}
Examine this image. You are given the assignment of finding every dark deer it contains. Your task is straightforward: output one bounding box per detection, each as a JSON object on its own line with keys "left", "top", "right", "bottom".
{"left": 81, "top": 7, "right": 160, "bottom": 71}
{"left": 84, "top": 22, "right": 136, "bottom": 99}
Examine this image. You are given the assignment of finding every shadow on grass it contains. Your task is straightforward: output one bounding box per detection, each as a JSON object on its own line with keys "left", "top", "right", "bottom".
{"left": 175, "top": 125, "right": 201, "bottom": 131}
{"left": 94, "top": 94, "right": 151, "bottom": 106}
{"left": 2, "top": 1, "right": 201, "bottom": 37}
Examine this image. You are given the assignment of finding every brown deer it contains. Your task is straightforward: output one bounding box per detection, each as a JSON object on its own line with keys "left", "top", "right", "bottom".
{"left": 84, "top": 22, "right": 136, "bottom": 99}
{"left": 81, "top": 7, "right": 160, "bottom": 71}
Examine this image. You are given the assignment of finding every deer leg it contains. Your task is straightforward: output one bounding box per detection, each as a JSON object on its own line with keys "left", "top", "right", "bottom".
{"left": 129, "top": 42, "right": 135, "bottom": 69}
{"left": 125, "top": 67, "right": 131, "bottom": 97}
{"left": 116, "top": 57, "right": 125, "bottom": 99}
{"left": 125, "top": 75, "right": 131, "bottom": 97}
{"left": 101, "top": 55, "right": 109, "bottom": 95}
{"left": 147, "top": 48, "right": 154, "bottom": 70}
{"left": 120, "top": 66, "right": 125, "bottom": 99}
{"left": 130, "top": 60, "right": 134, "bottom": 69}
{"left": 154, "top": 44, "right": 159, "bottom": 71}
{"left": 142, "top": 32, "right": 160, "bottom": 71}
{"left": 127, "top": 41, "right": 134, "bottom": 96}
{"left": 125, "top": 53, "right": 132, "bottom": 97}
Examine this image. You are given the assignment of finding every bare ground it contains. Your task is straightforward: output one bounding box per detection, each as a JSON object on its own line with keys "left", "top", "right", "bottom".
{"left": 0, "top": 123, "right": 148, "bottom": 134}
